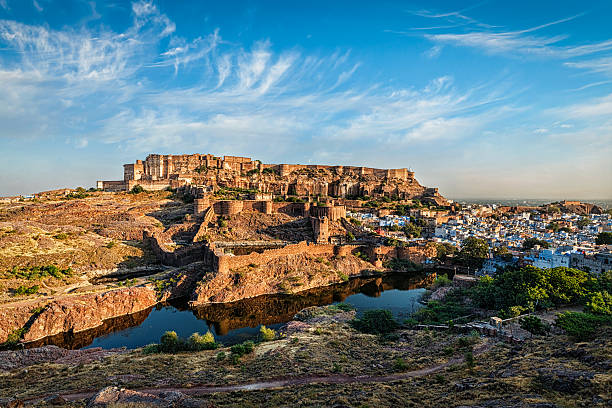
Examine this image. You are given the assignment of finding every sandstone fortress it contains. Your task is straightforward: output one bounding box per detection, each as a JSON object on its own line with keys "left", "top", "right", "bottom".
{"left": 97, "top": 153, "right": 447, "bottom": 206}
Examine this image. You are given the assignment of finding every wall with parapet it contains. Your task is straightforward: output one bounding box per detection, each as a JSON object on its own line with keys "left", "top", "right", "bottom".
{"left": 144, "top": 230, "right": 215, "bottom": 267}
{"left": 215, "top": 241, "right": 337, "bottom": 273}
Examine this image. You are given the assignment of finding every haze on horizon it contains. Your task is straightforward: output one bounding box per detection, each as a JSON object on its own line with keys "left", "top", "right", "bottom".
{"left": 0, "top": 0, "right": 611, "bottom": 200}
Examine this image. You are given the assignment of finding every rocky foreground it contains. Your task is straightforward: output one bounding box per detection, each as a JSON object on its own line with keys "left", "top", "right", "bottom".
{"left": 0, "top": 304, "right": 610, "bottom": 407}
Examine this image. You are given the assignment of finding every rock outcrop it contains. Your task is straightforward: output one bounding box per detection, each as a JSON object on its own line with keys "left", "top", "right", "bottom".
{"left": 190, "top": 252, "right": 375, "bottom": 305}
{"left": 22, "top": 286, "right": 158, "bottom": 342}
{"left": 88, "top": 386, "right": 201, "bottom": 407}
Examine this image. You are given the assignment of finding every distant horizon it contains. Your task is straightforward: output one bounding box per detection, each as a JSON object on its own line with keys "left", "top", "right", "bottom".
{"left": 1, "top": 1, "right": 611, "bottom": 199}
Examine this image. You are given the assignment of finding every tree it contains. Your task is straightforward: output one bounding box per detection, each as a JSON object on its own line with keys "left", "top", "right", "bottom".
{"left": 493, "top": 246, "right": 513, "bottom": 262}
{"left": 523, "top": 238, "right": 550, "bottom": 250}
{"left": 595, "top": 232, "right": 612, "bottom": 245}
{"left": 458, "top": 237, "right": 489, "bottom": 268}
{"left": 586, "top": 291, "right": 612, "bottom": 315}
{"left": 547, "top": 222, "right": 560, "bottom": 233}
{"left": 435, "top": 242, "right": 457, "bottom": 261}
{"left": 129, "top": 184, "right": 145, "bottom": 194}
{"left": 577, "top": 217, "right": 591, "bottom": 229}
{"left": 403, "top": 222, "right": 422, "bottom": 238}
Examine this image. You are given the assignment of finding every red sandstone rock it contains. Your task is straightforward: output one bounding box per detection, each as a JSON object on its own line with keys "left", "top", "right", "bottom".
{"left": 22, "top": 286, "right": 157, "bottom": 342}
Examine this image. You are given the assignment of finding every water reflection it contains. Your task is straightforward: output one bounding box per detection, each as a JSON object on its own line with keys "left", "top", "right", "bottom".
{"left": 24, "top": 273, "right": 433, "bottom": 350}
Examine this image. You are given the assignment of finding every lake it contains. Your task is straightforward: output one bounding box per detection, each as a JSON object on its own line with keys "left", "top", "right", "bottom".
{"left": 26, "top": 273, "right": 431, "bottom": 350}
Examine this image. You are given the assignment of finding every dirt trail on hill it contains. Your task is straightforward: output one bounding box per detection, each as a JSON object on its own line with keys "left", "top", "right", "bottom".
{"left": 30, "top": 342, "right": 492, "bottom": 403}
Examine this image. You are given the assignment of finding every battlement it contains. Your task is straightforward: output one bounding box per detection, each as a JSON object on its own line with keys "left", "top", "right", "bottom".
{"left": 96, "top": 153, "right": 446, "bottom": 206}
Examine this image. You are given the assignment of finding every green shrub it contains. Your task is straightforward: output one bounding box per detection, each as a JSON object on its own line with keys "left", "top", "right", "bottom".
{"left": 556, "top": 311, "right": 611, "bottom": 341}
{"left": 434, "top": 374, "right": 447, "bottom": 384}
{"left": 337, "top": 271, "right": 349, "bottom": 282}
{"left": 129, "top": 185, "right": 145, "bottom": 194}
{"left": 585, "top": 291, "right": 611, "bottom": 315}
{"left": 159, "top": 331, "right": 180, "bottom": 353}
{"left": 13, "top": 285, "right": 39, "bottom": 296}
{"left": 142, "top": 344, "right": 160, "bottom": 355}
{"left": 4, "top": 265, "right": 73, "bottom": 280}
{"left": 434, "top": 274, "right": 451, "bottom": 287}
{"left": 519, "top": 315, "right": 549, "bottom": 336}
{"left": 105, "top": 241, "right": 116, "bottom": 249}
{"left": 346, "top": 232, "right": 356, "bottom": 242}
{"left": 350, "top": 310, "right": 399, "bottom": 334}
{"left": 260, "top": 325, "right": 276, "bottom": 341}
{"left": 499, "top": 305, "right": 529, "bottom": 319}
{"left": 54, "top": 232, "right": 69, "bottom": 240}
{"left": 393, "top": 358, "right": 408, "bottom": 371}
{"left": 188, "top": 331, "right": 219, "bottom": 350}
{"left": 216, "top": 351, "right": 226, "bottom": 361}
{"left": 335, "top": 303, "right": 355, "bottom": 312}
{"left": 231, "top": 341, "right": 255, "bottom": 358}
{"left": 464, "top": 351, "right": 475, "bottom": 368}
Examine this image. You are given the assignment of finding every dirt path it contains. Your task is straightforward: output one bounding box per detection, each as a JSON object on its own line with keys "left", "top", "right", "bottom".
{"left": 31, "top": 341, "right": 492, "bottom": 403}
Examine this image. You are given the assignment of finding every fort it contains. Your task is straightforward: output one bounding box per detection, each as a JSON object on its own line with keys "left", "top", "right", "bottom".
{"left": 97, "top": 153, "right": 448, "bottom": 206}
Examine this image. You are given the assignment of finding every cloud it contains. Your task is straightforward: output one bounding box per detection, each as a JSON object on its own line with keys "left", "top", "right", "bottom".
{"left": 419, "top": 13, "right": 612, "bottom": 59}
{"left": 32, "top": 0, "right": 42, "bottom": 12}
{"left": 565, "top": 57, "right": 612, "bottom": 76}
{"left": 424, "top": 44, "right": 443, "bottom": 58}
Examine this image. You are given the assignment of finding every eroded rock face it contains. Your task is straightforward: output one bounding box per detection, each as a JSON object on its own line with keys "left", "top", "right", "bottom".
{"left": 22, "top": 286, "right": 158, "bottom": 342}
{"left": 190, "top": 253, "right": 375, "bottom": 305}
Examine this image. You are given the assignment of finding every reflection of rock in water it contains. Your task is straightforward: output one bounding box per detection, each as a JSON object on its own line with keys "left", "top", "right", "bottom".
{"left": 23, "top": 307, "right": 153, "bottom": 350}
{"left": 192, "top": 273, "right": 432, "bottom": 335}
{"left": 23, "top": 272, "right": 434, "bottom": 349}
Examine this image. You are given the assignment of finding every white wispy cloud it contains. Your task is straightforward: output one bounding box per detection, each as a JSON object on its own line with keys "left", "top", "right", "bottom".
{"left": 417, "top": 12, "right": 612, "bottom": 60}
{"left": 565, "top": 57, "right": 612, "bottom": 76}
{"left": 32, "top": 0, "right": 42, "bottom": 12}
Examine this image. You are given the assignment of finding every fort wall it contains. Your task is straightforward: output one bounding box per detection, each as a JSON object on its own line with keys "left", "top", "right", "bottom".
{"left": 215, "top": 241, "right": 337, "bottom": 273}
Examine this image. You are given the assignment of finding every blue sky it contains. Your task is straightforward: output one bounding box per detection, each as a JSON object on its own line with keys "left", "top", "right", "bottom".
{"left": 0, "top": 0, "right": 611, "bottom": 199}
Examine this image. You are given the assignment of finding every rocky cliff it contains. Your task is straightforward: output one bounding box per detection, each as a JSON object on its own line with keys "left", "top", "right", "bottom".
{"left": 190, "top": 252, "right": 376, "bottom": 305}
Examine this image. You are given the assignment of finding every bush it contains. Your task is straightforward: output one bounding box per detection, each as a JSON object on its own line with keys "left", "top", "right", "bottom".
{"left": 519, "top": 315, "right": 549, "bottom": 336}
{"left": 188, "top": 331, "right": 219, "bottom": 350}
{"left": 159, "top": 331, "right": 180, "bottom": 353}
{"left": 260, "top": 325, "right": 277, "bottom": 341}
{"left": 434, "top": 274, "right": 452, "bottom": 287}
{"left": 142, "top": 344, "right": 160, "bottom": 355}
{"left": 585, "top": 291, "right": 612, "bottom": 315}
{"left": 595, "top": 232, "right": 612, "bottom": 245}
{"left": 393, "top": 358, "right": 408, "bottom": 371}
{"left": 335, "top": 303, "right": 355, "bottom": 312}
{"left": 13, "top": 285, "right": 39, "bottom": 296}
{"left": 499, "top": 305, "right": 529, "bottom": 319}
{"left": 129, "top": 185, "right": 145, "bottom": 194}
{"left": 350, "top": 310, "right": 399, "bottom": 334}
{"left": 346, "top": 231, "right": 356, "bottom": 242}
{"left": 464, "top": 351, "right": 475, "bottom": 368}
{"left": 556, "top": 312, "right": 611, "bottom": 341}
{"left": 337, "top": 271, "right": 349, "bottom": 282}
{"left": 4, "top": 265, "right": 73, "bottom": 281}
{"left": 216, "top": 351, "right": 226, "bottom": 361}
{"left": 54, "top": 232, "right": 69, "bottom": 240}
{"left": 231, "top": 341, "right": 255, "bottom": 358}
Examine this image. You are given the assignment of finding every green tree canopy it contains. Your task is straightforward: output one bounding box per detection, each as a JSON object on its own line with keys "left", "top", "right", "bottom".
{"left": 523, "top": 238, "right": 550, "bottom": 250}
{"left": 458, "top": 237, "right": 489, "bottom": 268}
{"left": 595, "top": 232, "right": 612, "bottom": 245}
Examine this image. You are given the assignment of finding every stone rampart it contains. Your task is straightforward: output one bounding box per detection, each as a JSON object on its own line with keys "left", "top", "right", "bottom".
{"left": 144, "top": 230, "right": 215, "bottom": 268}
{"left": 215, "top": 241, "right": 336, "bottom": 273}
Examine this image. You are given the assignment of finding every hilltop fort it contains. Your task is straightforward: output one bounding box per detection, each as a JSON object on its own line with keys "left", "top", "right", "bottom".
{"left": 97, "top": 153, "right": 448, "bottom": 206}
